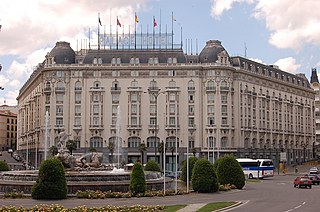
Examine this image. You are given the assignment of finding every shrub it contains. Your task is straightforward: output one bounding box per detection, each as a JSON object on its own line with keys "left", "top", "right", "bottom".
{"left": 0, "top": 160, "right": 10, "bottom": 171}
{"left": 130, "top": 162, "right": 146, "bottom": 196}
{"left": 216, "top": 155, "right": 245, "bottom": 189}
{"left": 213, "top": 156, "right": 223, "bottom": 172}
{"left": 180, "top": 156, "right": 198, "bottom": 182}
{"left": 31, "top": 157, "right": 67, "bottom": 199}
{"left": 144, "top": 160, "right": 161, "bottom": 172}
{"left": 191, "top": 158, "right": 218, "bottom": 193}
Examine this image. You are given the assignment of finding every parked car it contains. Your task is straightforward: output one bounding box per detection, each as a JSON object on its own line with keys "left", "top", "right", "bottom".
{"left": 293, "top": 176, "right": 312, "bottom": 188}
{"left": 307, "top": 174, "right": 320, "bottom": 185}
{"left": 309, "top": 167, "right": 319, "bottom": 175}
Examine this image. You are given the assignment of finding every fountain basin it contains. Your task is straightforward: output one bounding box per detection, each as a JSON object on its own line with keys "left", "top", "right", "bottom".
{"left": 0, "top": 170, "right": 174, "bottom": 194}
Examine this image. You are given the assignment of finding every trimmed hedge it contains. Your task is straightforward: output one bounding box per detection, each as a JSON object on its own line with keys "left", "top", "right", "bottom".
{"left": 0, "top": 160, "right": 10, "bottom": 171}
{"left": 130, "top": 162, "right": 146, "bottom": 196}
{"left": 216, "top": 155, "right": 245, "bottom": 189}
{"left": 144, "top": 160, "right": 161, "bottom": 172}
{"left": 180, "top": 156, "right": 198, "bottom": 182}
{"left": 31, "top": 157, "right": 67, "bottom": 199}
{"left": 191, "top": 158, "right": 218, "bottom": 193}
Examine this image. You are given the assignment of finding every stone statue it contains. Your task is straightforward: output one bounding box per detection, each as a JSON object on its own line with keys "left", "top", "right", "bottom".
{"left": 57, "top": 130, "right": 70, "bottom": 152}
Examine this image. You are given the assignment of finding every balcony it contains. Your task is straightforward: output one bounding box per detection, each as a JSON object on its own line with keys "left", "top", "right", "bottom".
{"left": 165, "top": 124, "right": 180, "bottom": 130}
{"left": 127, "top": 125, "right": 142, "bottom": 130}
{"left": 148, "top": 124, "right": 159, "bottom": 130}
{"left": 55, "top": 87, "right": 65, "bottom": 93}
{"left": 73, "top": 124, "right": 82, "bottom": 130}
{"left": 206, "top": 86, "right": 216, "bottom": 92}
{"left": 44, "top": 87, "right": 51, "bottom": 93}
{"left": 89, "top": 124, "right": 104, "bottom": 130}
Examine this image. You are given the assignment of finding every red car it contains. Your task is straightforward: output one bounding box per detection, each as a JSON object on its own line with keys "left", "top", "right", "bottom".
{"left": 293, "top": 176, "right": 312, "bottom": 188}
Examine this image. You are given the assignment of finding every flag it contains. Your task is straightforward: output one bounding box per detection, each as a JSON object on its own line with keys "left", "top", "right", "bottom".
{"left": 98, "top": 17, "right": 102, "bottom": 26}
{"left": 173, "top": 17, "right": 177, "bottom": 21}
{"left": 135, "top": 14, "right": 139, "bottom": 23}
{"left": 117, "top": 18, "right": 121, "bottom": 27}
{"left": 153, "top": 17, "right": 157, "bottom": 27}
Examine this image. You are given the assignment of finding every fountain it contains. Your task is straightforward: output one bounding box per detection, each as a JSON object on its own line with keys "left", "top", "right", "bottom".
{"left": 0, "top": 120, "right": 173, "bottom": 195}
{"left": 115, "top": 105, "right": 122, "bottom": 168}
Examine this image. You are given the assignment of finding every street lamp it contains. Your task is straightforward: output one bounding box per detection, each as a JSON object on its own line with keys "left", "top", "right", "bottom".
{"left": 146, "top": 88, "right": 163, "bottom": 163}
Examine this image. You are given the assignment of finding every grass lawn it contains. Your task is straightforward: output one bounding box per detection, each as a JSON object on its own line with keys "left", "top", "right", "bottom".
{"left": 196, "top": 201, "right": 237, "bottom": 212}
{"left": 164, "top": 205, "right": 187, "bottom": 211}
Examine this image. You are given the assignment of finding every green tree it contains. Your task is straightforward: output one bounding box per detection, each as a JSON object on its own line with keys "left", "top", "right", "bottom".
{"left": 138, "top": 143, "right": 146, "bottom": 164}
{"left": 181, "top": 156, "right": 198, "bottom": 182}
{"left": 144, "top": 160, "right": 161, "bottom": 172}
{"left": 192, "top": 158, "right": 218, "bottom": 193}
{"left": 66, "top": 140, "right": 77, "bottom": 155}
{"left": 157, "top": 141, "right": 166, "bottom": 171}
{"left": 216, "top": 155, "right": 245, "bottom": 189}
{"left": 31, "top": 158, "right": 67, "bottom": 199}
{"left": 89, "top": 147, "right": 97, "bottom": 152}
{"left": 0, "top": 160, "right": 10, "bottom": 171}
{"left": 49, "top": 146, "right": 58, "bottom": 156}
{"left": 130, "top": 162, "right": 146, "bottom": 196}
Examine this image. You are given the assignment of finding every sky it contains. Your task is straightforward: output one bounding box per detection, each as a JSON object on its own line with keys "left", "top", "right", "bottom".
{"left": 0, "top": 0, "right": 320, "bottom": 106}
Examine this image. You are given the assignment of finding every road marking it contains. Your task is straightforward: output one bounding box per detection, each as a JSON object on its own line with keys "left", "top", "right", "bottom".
{"left": 222, "top": 200, "right": 249, "bottom": 211}
{"left": 284, "top": 201, "right": 306, "bottom": 212}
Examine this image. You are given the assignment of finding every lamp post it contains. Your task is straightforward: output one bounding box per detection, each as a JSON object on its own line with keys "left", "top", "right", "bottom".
{"left": 147, "top": 88, "right": 162, "bottom": 163}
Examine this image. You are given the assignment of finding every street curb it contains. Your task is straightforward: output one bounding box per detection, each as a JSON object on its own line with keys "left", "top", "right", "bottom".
{"left": 214, "top": 201, "right": 243, "bottom": 212}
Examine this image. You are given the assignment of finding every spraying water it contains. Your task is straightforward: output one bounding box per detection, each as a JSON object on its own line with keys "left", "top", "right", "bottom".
{"left": 116, "top": 105, "right": 122, "bottom": 169}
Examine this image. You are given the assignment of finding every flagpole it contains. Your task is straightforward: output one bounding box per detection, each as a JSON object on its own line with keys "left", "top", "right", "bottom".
{"left": 166, "top": 24, "right": 167, "bottom": 50}
{"left": 122, "top": 25, "right": 125, "bottom": 50}
{"left": 180, "top": 26, "right": 183, "bottom": 50}
{"left": 116, "top": 16, "right": 119, "bottom": 50}
{"left": 89, "top": 28, "right": 91, "bottom": 49}
{"left": 110, "top": 9, "right": 112, "bottom": 49}
{"left": 159, "top": 9, "right": 162, "bottom": 50}
{"left": 135, "top": 13, "right": 137, "bottom": 50}
{"left": 171, "top": 12, "right": 174, "bottom": 50}
{"left": 147, "top": 24, "right": 149, "bottom": 50}
{"left": 104, "top": 25, "right": 106, "bottom": 50}
{"left": 129, "top": 25, "right": 131, "bottom": 49}
{"left": 98, "top": 12, "right": 100, "bottom": 50}
{"left": 141, "top": 25, "right": 143, "bottom": 50}
{"left": 153, "top": 16, "right": 155, "bottom": 50}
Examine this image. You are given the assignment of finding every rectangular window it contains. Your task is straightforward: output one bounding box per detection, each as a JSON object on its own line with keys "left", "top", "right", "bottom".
{"left": 221, "top": 94, "right": 227, "bottom": 104}
{"left": 131, "top": 117, "right": 137, "bottom": 125}
{"left": 112, "top": 117, "right": 117, "bottom": 125}
{"left": 168, "top": 70, "right": 176, "bottom": 76}
{"left": 208, "top": 117, "right": 214, "bottom": 126}
{"left": 169, "top": 93, "right": 176, "bottom": 101}
{"left": 45, "top": 95, "right": 50, "bottom": 104}
{"left": 188, "top": 94, "right": 194, "bottom": 102}
{"left": 221, "top": 105, "right": 227, "bottom": 116}
{"left": 208, "top": 105, "right": 214, "bottom": 114}
{"left": 93, "top": 117, "right": 99, "bottom": 125}
{"left": 131, "top": 93, "right": 138, "bottom": 102}
{"left": 207, "top": 93, "right": 214, "bottom": 103}
{"left": 169, "top": 117, "right": 176, "bottom": 125}
{"left": 93, "top": 105, "right": 99, "bottom": 115}
{"left": 188, "top": 105, "right": 194, "bottom": 115}
{"left": 188, "top": 118, "right": 195, "bottom": 127}
{"left": 56, "top": 118, "right": 63, "bottom": 125}
{"left": 150, "top": 105, "right": 156, "bottom": 114}
{"left": 131, "top": 104, "right": 137, "bottom": 114}
{"left": 75, "top": 93, "right": 81, "bottom": 103}
{"left": 112, "top": 94, "right": 119, "bottom": 103}
{"left": 56, "top": 94, "right": 63, "bottom": 104}
{"left": 74, "top": 117, "right": 81, "bottom": 126}
{"left": 222, "top": 117, "right": 228, "bottom": 125}
{"left": 150, "top": 117, "right": 156, "bottom": 126}
{"left": 169, "top": 104, "right": 175, "bottom": 114}
{"left": 75, "top": 105, "right": 81, "bottom": 116}
{"left": 112, "top": 105, "right": 118, "bottom": 115}
{"left": 93, "top": 94, "right": 99, "bottom": 102}
{"left": 56, "top": 106, "right": 63, "bottom": 116}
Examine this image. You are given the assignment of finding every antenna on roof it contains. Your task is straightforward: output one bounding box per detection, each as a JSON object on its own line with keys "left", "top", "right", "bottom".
{"left": 196, "top": 38, "right": 198, "bottom": 55}
{"left": 191, "top": 38, "right": 193, "bottom": 55}
{"left": 244, "top": 42, "right": 247, "bottom": 58}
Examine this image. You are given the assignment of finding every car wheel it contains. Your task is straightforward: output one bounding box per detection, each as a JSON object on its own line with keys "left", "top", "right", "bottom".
{"left": 293, "top": 184, "right": 296, "bottom": 188}
{"left": 309, "top": 185, "right": 312, "bottom": 189}
{"left": 249, "top": 174, "right": 253, "bottom": 179}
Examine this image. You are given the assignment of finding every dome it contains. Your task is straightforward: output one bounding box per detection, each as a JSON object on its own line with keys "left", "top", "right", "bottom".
{"left": 49, "top": 41, "right": 75, "bottom": 64}
{"left": 199, "top": 40, "right": 229, "bottom": 63}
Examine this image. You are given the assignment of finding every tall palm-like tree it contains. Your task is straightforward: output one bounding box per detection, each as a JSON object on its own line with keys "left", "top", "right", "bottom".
{"left": 107, "top": 141, "right": 115, "bottom": 163}
{"left": 66, "top": 140, "right": 77, "bottom": 155}
{"left": 139, "top": 143, "right": 147, "bottom": 164}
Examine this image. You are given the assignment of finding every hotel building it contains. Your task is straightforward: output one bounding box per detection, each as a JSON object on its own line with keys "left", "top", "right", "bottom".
{"left": 16, "top": 40, "right": 315, "bottom": 169}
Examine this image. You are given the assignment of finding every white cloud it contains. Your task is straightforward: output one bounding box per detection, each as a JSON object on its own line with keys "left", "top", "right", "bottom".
{"left": 274, "top": 57, "right": 301, "bottom": 74}
{"left": 249, "top": 57, "right": 265, "bottom": 64}
{"left": 211, "top": 0, "right": 320, "bottom": 50}
{"left": 210, "top": 0, "right": 255, "bottom": 18}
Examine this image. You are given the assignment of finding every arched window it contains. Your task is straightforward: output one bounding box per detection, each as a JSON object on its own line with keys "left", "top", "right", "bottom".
{"left": 131, "top": 80, "right": 138, "bottom": 88}
{"left": 112, "top": 81, "right": 119, "bottom": 90}
{"left": 220, "top": 81, "right": 228, "bottom": 88}
{"left": 207, "top": 80, "right": 214, "bottom": 88}
{"left": 128, "top": 137, "right": 141, "bottom": 148}
{"left": 94, "top": 81, "right": 100, "bottom": 88}
{"left": 45, "top": 82, "right": 51, "bottom": 89}
{"left": 149, "top": 80, "right": 157, "bottom": 89}
{"left": 56, "top": 81, "right": 64, "bottom": 89}
{"left": 90, "top": 136, "right": 103, "bottom": 148}
{"left": 166, "top": 137, "right": 179, "bottom": 148}
{"left": 188, "top": 80, "right": 194, "bottom": 88}
{"left": 75, "top": 81, "right": 81, "bottom": 90}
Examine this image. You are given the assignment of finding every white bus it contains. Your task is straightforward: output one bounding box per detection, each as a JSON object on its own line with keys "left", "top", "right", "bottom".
{"left": 236, "top": 158, "right": 274, "bottom": 179}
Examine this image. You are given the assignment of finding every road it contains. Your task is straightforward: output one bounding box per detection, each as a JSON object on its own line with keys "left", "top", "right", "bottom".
{"left": 0, "top": 174, "right": 319, "bottom": 211}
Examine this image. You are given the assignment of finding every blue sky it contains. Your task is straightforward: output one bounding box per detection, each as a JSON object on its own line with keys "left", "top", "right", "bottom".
{"left": 0, "top": 0, "right": 319, "bottom": 105}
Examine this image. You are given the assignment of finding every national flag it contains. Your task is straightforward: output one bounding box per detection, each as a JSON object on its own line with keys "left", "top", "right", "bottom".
{"left": 153, "top": 17, "right": 157, "bottom": 27}
{"left": 117, "top": 18, "right": 121, "bottom": 27}
{"left": 98, "top": 17, "right": 102, "bottom": 26}
{"left": 135, "top": 14, "right": 139, "bottom": 23}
